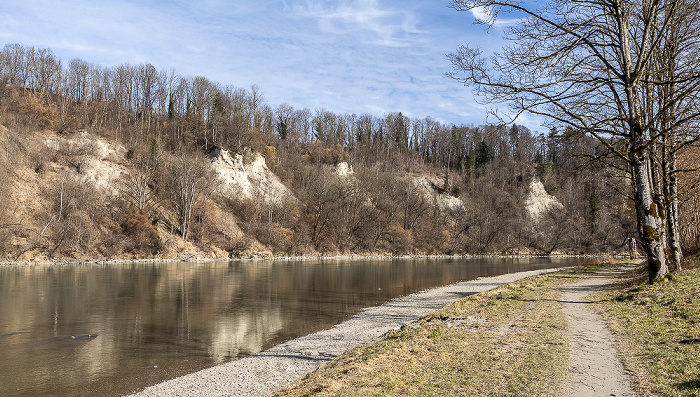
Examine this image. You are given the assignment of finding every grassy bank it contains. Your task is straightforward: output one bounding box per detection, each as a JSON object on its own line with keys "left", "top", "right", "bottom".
{"left": 597, "top": 259, "right": 700, "bottom": 396}
{"left": 275, "top": 264, "right": 611, "bottom": 396}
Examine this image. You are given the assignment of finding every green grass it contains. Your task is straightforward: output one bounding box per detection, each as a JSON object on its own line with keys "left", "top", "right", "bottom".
{"left": 275, "top": 264, "right": 611, "bottom": 397}
{"left": 597, "top": 259, "right": 700, "bottom": 396}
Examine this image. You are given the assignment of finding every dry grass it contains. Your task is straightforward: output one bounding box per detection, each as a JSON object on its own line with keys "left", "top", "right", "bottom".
{"left": 276, "top": 265, "right": 609, "bottom": 397}
{"left": 597, "top": 259, "right": 700, "bottom": 396}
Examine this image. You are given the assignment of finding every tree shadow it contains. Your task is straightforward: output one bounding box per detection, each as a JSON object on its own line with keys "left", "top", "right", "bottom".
{"left": 593, "top": 264, "right": 648, "bottom": 296}
{"left": 675, "top": 379, "right": 700, "bottom": 391}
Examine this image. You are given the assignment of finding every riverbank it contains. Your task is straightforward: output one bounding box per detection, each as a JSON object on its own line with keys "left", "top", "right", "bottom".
{"left": 129, "top": 267, "right": 572, "bottom": 397}
{"left": 275, "top": 259, "right": 700, "bottom": 396}
{"left": 0, "top": 252, "right": 622, "bottom": 267}
{"left": 275, "top": 263, "right": 617, "bottom": 396}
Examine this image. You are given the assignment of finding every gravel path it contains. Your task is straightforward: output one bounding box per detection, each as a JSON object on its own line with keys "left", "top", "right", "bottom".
{"left": 130, "top": 267, "right": 564, "bottom": 397}
{"left": 561, "top": 266, "right": 638, "bottom": 396}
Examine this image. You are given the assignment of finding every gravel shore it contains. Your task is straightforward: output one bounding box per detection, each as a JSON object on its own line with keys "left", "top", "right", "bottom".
{"left": 130, "top": 267, "right": 565, "bottom": 397}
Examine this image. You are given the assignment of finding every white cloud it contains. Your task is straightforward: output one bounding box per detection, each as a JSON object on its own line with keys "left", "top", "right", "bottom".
{"left": 470, "top": 6, "right": 495, "bottom": 24}
{"left": 470, "top": 5, "right": 522, "bottom": 27}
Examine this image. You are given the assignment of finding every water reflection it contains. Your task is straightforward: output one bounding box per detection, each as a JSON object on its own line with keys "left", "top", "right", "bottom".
{"left": 0, "top": 257, "right": 584, "bottom": 396}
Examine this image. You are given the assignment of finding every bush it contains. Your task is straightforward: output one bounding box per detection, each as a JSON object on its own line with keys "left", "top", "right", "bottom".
{"left": 14, "top": 94, "right": 58, "bottom": 129}
{"left": 121, "top": 208, "right": 162, "bottom": 255}
{"left": 262, "top": 145, "right": 276, "bottom": 165}
{"left": 228, "top": 236, "right": 252, "bottom": 257}
{"left": 544, "top": 181, "right": 559, "bottom": 195}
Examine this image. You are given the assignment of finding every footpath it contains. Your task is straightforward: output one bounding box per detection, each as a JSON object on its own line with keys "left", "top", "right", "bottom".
{"left": 561, "top": 266, "right": 637, "bottom": 396}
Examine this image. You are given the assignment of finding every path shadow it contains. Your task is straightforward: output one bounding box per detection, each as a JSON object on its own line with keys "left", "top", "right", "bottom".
{"left": 598, "top": 264, "right": 648, "bottom": 292}
{"left": 258, "top": 352, "right": 335, "bottom": 364}
{"left": 443, "top": 291, "right": 478, "bottom": 299}
{"left": 517, "top": 297, "right": 609, "bottom": 304}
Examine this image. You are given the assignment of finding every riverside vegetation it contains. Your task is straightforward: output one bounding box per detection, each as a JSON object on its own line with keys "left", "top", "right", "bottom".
{"left": 1, "top": 43, "right": 699, "bottom": 262}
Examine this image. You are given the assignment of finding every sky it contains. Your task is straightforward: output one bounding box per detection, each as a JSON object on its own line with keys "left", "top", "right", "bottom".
{"left": 0, "top": 0, "right": 545, "bottom": 132}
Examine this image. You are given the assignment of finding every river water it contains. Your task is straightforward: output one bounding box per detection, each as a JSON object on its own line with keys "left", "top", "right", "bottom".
{"left": 0, "top": 257, "right": 586, "bottom": 396}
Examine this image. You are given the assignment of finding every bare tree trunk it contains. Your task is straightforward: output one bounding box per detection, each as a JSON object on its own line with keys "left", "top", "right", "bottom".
{"left": 667, "top": 150, "right": 683, "bottom": 271}
{"left": 657, "top": 4, "right": 684, "bottom": 273}
{"left": 632, "top": 153, "right": 668, "bottom": 281}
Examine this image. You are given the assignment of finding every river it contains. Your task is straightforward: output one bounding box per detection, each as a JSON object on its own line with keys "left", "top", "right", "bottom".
{"left": 0, "top": 256, "right": 586, "bottom": 396}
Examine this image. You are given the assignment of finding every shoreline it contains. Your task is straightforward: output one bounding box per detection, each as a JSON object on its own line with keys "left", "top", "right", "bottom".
{"left": 0, "top": 252, "right": 624, "bottom": 267}
{"left": 129, "top": 266, "right": 570, "bottom": 397}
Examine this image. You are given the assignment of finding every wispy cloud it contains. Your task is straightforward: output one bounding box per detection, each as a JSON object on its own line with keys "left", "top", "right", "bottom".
{"left": 289, "top": 0, "right": 422, "bottom": 47}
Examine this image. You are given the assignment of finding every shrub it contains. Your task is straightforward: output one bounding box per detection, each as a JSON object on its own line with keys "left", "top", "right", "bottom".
{"left": 14, "top": 95, "right": 58, "bottom": 129}
{"left": 121, "top": 208, "right": 162, "bottom": 255}
{"left": 544, "top": 181, "right": 559, "bottom": 195}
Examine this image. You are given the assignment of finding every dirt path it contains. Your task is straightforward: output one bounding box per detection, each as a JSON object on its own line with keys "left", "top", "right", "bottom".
{"left": 561, "top": 266, "right": 637, "bottom": 396}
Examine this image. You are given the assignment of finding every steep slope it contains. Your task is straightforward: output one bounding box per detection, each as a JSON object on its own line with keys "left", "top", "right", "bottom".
{"left": 2, "top": 130, "right": 130, "bottom": 260}
{"left": 44, "top": 130, "right": 127, "bottom": 197}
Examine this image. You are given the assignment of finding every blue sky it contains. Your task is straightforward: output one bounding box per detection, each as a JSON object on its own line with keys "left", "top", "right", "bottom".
{"left": 0, "top": 0, "right": 544, "bottom": 131}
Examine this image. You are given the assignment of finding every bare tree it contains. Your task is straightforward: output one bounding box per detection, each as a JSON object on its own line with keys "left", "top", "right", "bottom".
{"left": 649, "top": 2, "right": 700, "bottom": 271}
{"left": 448, "top": 0, "right": 700, "bottom": 281}
{"left": 248, "top": 84, "right": 264, "bottom": 132}
{"left": 312, "top": 108, "right": 337, "bottom": 146}
{"left": 120, "top": 152, "right": 160, "bottom": 214}
{"left": 222, "top": 85, "right": 251, "bottom": 150}
{"left": 162, "top": 151, "right": 216, "bottom": 241}
{"left": 400, "top": 178, "right": 431, "bottom": 231}
{"left": 29, "top": 48, "right": 61, "bottom": 98}
{"left": 137, "top": 63, "right": 158, "bottom": 137}
{"left": 275, "top": 103, "right": 294, "bottom": 141}
{"left": 302, "top": 166, "right": 337, "bottom": 250}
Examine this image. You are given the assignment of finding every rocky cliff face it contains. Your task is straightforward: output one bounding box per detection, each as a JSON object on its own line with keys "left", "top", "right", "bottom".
{"left": 411, "top": 176, "right": 464, "bottom": 213}
{"left": 209, "top": 148, "right": 294, "bottom": 204}
{"left": 525, "top": 179, "right": 563, "bottom": 222}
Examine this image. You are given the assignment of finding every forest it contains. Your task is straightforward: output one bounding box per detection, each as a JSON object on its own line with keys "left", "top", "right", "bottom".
{"left": 0, "top": 42, "right": 697, "bottom": 261}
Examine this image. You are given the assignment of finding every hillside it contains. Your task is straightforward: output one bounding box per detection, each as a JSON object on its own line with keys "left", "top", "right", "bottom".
{"left": 0, "top": 43, "right": 642, "bottom": 261}
{"left": 0, "top": 125, "right": 631, "bottom": 262}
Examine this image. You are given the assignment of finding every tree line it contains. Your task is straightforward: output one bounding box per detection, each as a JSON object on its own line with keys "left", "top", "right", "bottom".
{"left": 0, "top": 43, "right": 553, "bottom": 169}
